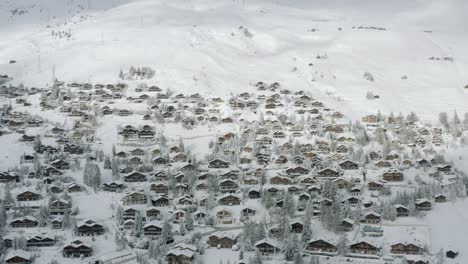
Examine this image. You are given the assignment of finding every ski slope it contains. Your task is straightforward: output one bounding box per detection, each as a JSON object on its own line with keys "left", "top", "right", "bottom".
{"left": 1, "top": 0, "right": 467, "bottom": 120}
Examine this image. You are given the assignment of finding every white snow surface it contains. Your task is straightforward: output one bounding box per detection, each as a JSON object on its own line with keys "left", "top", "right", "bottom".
{"left": 1, "top": 0, "right": 468, "bottom": 120}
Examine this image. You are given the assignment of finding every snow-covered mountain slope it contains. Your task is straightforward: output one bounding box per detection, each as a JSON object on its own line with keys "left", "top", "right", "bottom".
{"left": 1, "top": 0, "right": 467, "bottom": 120}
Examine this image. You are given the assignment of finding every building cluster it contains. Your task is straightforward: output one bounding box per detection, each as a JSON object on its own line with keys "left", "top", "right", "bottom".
{"left": 0, "top": 79, "right": 465, "bottom": 264}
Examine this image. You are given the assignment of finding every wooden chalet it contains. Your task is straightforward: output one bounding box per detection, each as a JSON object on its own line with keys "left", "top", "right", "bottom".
{"left": 340, "top": 218, "right": 355, "bottom": 231}
{"left": 208, "top": 231, "right": 239, "bottom": 248}
{"left": 368, "top": 181, "right": 384, "bottom": 191}
{"left": 122, "top": 191, "right": 147, "bottom": 205}
{"left": 285, "top": 166, "right": 310, "bottom": 176}
{"left": 63, "top": 240, "right": 93, "bottom": 258}
{"left": 362, "top": 212, "right": 381, "bottom": 224}
{"left": 382, "top": 169, "right": 404, "bottom": 181}
{"left": 143, "top": 221, "right": 163, "bottom": 237}
{"left": 219, "top": 179, "right": 239, "bottom": 193}
{"left": 49, "top": 199, "right": 71, "bottom": 215}
{"left": 151, "top": 196, "right": 170, "bottom": 207}
{"left": 208, "top": 159, "right": 230, "bottom": 168}
{"left": 26, "top": 236, "right": 55, "bottom": 247}
{"left": 306, "top": 238, "right": 338, "bottom": 256}
{"left": 317, "top": 168, "right": 340, "bottom": 178}
{"left": 16, "top": 191, "right": 41, "bottom": 201}
{"left": 415, "top": 199, "right": 432, "bottom": 211}
{"left": 339, "top": 160, "right": 359, "bottom": 170}
{"left": 102, "top": 181, "right": 125, "bottom": 192}
{"left": 10, "top": 216, "right": 38, "bottom": 228}
{"left": 390, "top": 243, "right": 424, "bottom": 255}
{"left": 348, "top": 241, "right": 381, "bottom": 257}
{"left": 151, "top": 182, "right": 169, "bottom": 194}
{"left": 165, "top": 244, "right": 197, "bottom": 264}
{"left": 124, "top": 172, "right": 147, "bottom": 182}
{"left": 5, "top": 250, "right": 31, "bottom": 264}
{"left": 0, "top": 172, "right": 20, "bottom": 183}
{"left": 254, "top": 239, "right": 280, "bottom": 255}
{"left": 270, "top": 175, "right": 292, "bottom": 185}
{"left": 395, "top": 204, "right": 410, "bottom": 217}
{"left": 248, "top": 189, "right": 261, "bottom": 199}
{"left": 434, "top": 194, "right": 447, "bottom": 203}
{"left": 218, "top": 194, "right": 241, "bottom": 206}
{"left": 75, "top": 219, "right": 104, "bottom": 236}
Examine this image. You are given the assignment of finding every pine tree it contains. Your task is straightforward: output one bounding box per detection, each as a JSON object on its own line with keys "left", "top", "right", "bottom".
{"left": 439, "top": 112, "right": 449, "bottom": 129}
{"left": 179, "top": 219, "right": 186, "bottom": 236}
{"left": 161, "top": 219, "right": 173, "bottom": 244}
{"left": 284, "top": 234, "right": 300, "bottom": 261}
{"left": 185, "top": 213, "right": 194, "bottom": 231}
{"left": 294, "top": 252, "right": 304, "bottom": 264}
{"left": 453, "top": 111, "right": 461, "bottom": 127}
{"left": 4, "top": 184, "right": 13, "bottom": 205}
{"left": 308, "top": 256, "right": 320, "bottom": 264}
{"left": 115, "top": 206, "right": 124, "bottom": 225}
{"left": 115, "top": 232, "right": 125, "bottom": 251}
{"left": 436, "top": 248, "right": 444, "bottom": 264}
{"left": 36, "top": 206, "right": 50, "bottom": 227}
{"left": 0, "top": 234, "right": 5, "bottom": 254}
{"left": 250, "top": 249, "right": 263, "bottom": 264}
{"left": 0, "top": 203, "right": 7, "bottom": 228}
{"left": 283, "top": 192, "right": 296, "bottom": 217}
{"left": 104, "top": 156, "right": 112, "bottom": 170}
{"left": 148, "top": 239, "right": 161, "bottom": 259}
{"left": 83, "top": 162, "right": 102, "bottom": 190}
{"left": 133, "top": 213, "right": 144, "bottom": 237}
{"left": 301, "top": 216, "right": 313, "bottom": 243}
{"left": 62, "top": 212, "right": 70, "bottom": 229}
{"left": 112, "top": 158, "right": 120, "bottom": 180}
{"left": 178, "top": 137, "right": 185, "bottom": 153}
{"left": 338, "top": 234, "right": 348, "bottom": 255}
{"left": 93, "top": 163, "right": 102, "bottom": 190}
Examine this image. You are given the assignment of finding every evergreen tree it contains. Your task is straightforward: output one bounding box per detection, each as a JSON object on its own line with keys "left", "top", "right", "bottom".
{"left": 185, "top": 213, "right": 194, "bottom": 231}
{"left": 13, "top": 236, "right": 27, "bottom": 250}
{"left": 249, "top": 249, "right": 263, "bottom": 264}
{"left": 301, "top": 215, "right": 313, "bottom": 243}
{"left": 308, "top": 256, "right": 320, "bottom": 264}
{"left": 453, "top": 111, "right": 461, "bottom": 127}
{"left": 0, "top": 234, "right": 5, "bottom": 254}
{"left": 179, "top": 219, "right": 186, "bottom": 236}
{"left": 294, "top": 252, "right": 304, "bottom": 264}
{"left": 115, "top": 232, "right": 125, "bottom": 251}
{"left": 283, "top": 192, "right": 296, "bottom": 217}
{"left": 439, "top": 112, "right": 449, "bottom": 129}
{"left": 133, "top": 213, "right": 144, "bottom": 237}
{"left": 161, "top": 219, "right": 173, "bottom": 243}
{"left": 36, "top": 206, "right": 50, "bottom": 227}
{"left": 338, "top": 234, "right": 348, "bottom": 255}
{"left": 112, "top": 158, "right": 120, "bottom": 180}
{"left": 283, "top": 234, "right": 300, "bottom": 261}
{"left": 4, "top": 184, "right": 13, "bottom": 205}
{"left": 62, "top": 212, "right": 70, "bottom": 229}
{"left": 148, "top": 239, "right": 163, "bottom": 259}
{"left": 115, "top": 206, "right": 124, "bottom": 225}
{"left": 104, "top": 156, "right": 112, "bottom": 170}
{"left": 0, "top": 203, "right": 7, "bottom": 229}
{"left": 83, "top": 162, "right": 102, "bottom": 190}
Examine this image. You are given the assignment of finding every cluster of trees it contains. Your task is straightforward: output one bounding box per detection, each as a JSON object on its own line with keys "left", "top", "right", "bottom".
{"left": 119, "top": 66, "right": 155, "bottom": 80}
{"left": 83, "top": 162, "right": 101, "bottom": 190}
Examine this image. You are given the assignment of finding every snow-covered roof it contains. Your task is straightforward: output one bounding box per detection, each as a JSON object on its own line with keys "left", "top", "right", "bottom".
{"left": 254, "top": 239, "right": 280, "bottom": 248}
{"left": 6, "top": 249, "right": 31, "bottom": 260}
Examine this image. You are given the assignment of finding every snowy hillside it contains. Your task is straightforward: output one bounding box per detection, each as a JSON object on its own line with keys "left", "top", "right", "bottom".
{"left": 1, "top": 0, "right": 468, "bottom": 120}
